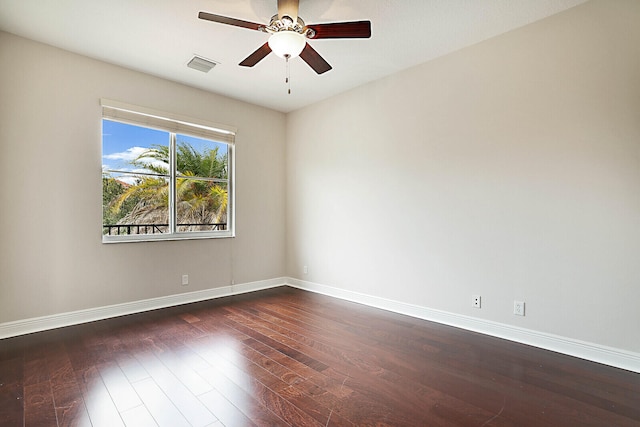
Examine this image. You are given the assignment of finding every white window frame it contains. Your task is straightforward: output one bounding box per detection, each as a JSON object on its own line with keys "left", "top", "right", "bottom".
{"left": 101, "top": 99, "right": 236, "bottom": 243}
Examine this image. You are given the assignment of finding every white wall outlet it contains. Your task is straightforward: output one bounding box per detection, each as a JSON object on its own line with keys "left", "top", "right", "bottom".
{"left": 303, "top": 265, "right": 308, "bottom": 274}
{"left": 182, "top": 274, "right": 189, "bottom": 286}
{"left": 472, "top": 295, "right": 481, "bottom": 308}
{"left": 514, "top": 300, "right": 525, "bottom": 316}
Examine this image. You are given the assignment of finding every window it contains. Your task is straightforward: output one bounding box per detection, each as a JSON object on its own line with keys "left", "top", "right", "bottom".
{"left": 101, "top": 99, "right": 235, "bottom": 242}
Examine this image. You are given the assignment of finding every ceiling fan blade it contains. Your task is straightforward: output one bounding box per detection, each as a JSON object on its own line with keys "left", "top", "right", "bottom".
{"left": 239, "top": 43, "right": 272, "bottom": 67}
{"left": 198, "top": 12, "right": 264, "bottom": 31}
{"left": 278, "top": 0, "right": 299, "bottom": 23}
{"left": 307, "top": 21, "right": 371, "bottom": 39}
{"left": 299, "top": 43, "right": 332, "bottom": 74}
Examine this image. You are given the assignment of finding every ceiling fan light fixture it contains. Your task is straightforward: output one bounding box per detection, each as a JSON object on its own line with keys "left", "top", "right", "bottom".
{"left": 268, "top": 31, "right": 306, "bottom": 59}
{"left": 198, "top": 2, "right": 371, "bottom": 74}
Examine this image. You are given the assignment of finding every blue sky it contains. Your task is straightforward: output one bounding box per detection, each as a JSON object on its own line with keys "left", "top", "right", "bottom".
{"left": 102, "top": 119, "right": 168, "bottom": 172}
{"left": 102, "top": 119, "right": 228, "bottom": 182}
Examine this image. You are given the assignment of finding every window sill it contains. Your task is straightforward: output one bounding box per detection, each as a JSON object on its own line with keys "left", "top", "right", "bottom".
{"left": 102, "top": 231, "right": 234, "bottom": 244}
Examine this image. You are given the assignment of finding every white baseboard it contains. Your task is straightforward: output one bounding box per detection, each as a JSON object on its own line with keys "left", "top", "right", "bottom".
{"left": 286, "top": 277, "right": 640, "bottom": 373}
{"left": 0, "top": 277, "right": 285, "bottom": 340}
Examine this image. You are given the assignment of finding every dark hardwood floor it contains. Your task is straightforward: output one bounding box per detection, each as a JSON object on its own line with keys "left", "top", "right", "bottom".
{"left": 0, "top": 287, "right": 638, "bottom": 426}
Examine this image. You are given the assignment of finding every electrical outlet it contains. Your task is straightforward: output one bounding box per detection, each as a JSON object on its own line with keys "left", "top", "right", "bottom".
{"left": 182, "top": 274, "right": 189, "bottom": 286}
{"left": 514, "top": 300, "right": 525, "bottom": 316}
{"left": 303, "top": 265, "right": 308, "bottom": 274}
{"left": 472, "top": 295, "right": 481, "bottom": 308}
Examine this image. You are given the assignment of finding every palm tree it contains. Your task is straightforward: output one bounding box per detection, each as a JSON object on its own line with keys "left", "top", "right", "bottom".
{"left": 176, "top": 171, "right": 228, "bottom": 230}
{"left": 104, "top": 140, "right": 228, "bottom": 233}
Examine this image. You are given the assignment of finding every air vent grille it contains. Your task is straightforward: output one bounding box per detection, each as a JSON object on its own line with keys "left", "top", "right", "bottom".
{"left": 187, "top": 56, "right": 218, "bottom": 73}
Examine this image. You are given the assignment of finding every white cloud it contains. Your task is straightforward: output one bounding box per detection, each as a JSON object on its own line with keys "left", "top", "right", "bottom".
{"left": 117, "top": 175, "right": 140, "bottom": 186}
{"left": 103, "top": 147, "right": 168, "bottom": 171}
{"left": 103, "top": 146, "right": 148, "bottom": 162}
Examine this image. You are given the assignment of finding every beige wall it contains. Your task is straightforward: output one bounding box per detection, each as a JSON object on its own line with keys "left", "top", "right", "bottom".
{"left": 286, "top": 0, "right": 640, "bottom": 352}
{"left": 0, "top": 31, "right": 286, "bottom": 323}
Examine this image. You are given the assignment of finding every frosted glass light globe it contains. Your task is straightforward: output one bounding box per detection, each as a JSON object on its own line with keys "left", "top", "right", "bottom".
{"left": 268, "top": 31, "right": 306, "bottom": 59}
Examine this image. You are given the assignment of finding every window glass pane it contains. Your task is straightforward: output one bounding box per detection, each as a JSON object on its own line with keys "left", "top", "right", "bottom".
{"left": 176, "top": 178, "right": 228, "bottom": 232}
{"left": 176, "top": 134, "right": 228, "bottom": 180}
{"left": 102, "top": 119, "right": 170, "bottom": 176}
{"left": 102, "top": 172, "right": 169, "bottom": 235}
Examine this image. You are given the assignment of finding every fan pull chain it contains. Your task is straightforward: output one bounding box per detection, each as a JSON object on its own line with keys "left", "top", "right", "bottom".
{"left": 285, "top": 55, "right": 291, "bottom": 94}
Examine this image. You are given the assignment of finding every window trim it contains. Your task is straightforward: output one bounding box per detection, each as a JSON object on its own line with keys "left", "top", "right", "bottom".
{"left": 101, "top": 99, "right": 236, "bottom": 243}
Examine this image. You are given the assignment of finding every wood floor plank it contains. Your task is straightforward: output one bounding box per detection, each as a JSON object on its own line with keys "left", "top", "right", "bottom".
{"left": 0, "top": 355, "right": 23, "bottom": 426}
{"left": 198, "top": 388, "right": 259, "bottom": 427}
{"left": 115, "top": 353, "right": 150, "bottom": 384}
{"left": 131, "top": 378, "right": 191, "bottom": 427}
{"left": 45, "top": 343, "right": 92, "bottom": 427}
{"left": 24, "top": 358, "right": 50, "bottom": 387}
{"left": 131, "top": 351, "right": 217, "bottom": 427}
{"left": 120, "top": 405, "right": 159, "bottom": 427}
{"left": 0, "top": 381, "right": 23, "bottom": 425}
{"left": 153, "top": 347, "right": 214, "bottom": 397}
{"left": 54, "top": 401, "right": 92, "bottom": 427}
{"left": 75, "top": 366, "right": 125, "bottom": 427}
{"left": 97, "top": 361, "right": 143, "bottom": 413}
{"left": 24, "top": 380, "right": 57, "bottom": 427}
{"left": 197, "top": 364, "right": 291, "bottom": 427}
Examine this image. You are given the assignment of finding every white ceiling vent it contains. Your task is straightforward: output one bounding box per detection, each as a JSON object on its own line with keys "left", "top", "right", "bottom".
{"left": 187, "top": 55, "right": 218, "bottom": 73}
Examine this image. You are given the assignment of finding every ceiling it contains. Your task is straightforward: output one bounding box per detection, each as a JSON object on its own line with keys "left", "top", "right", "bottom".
{"left": 0, "top": 0, "right": 587, "bottom": 113}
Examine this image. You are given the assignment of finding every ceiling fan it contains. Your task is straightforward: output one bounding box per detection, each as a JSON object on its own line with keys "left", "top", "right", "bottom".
{"left": 198, "top": 0, "right": 371, "bottom": 75}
